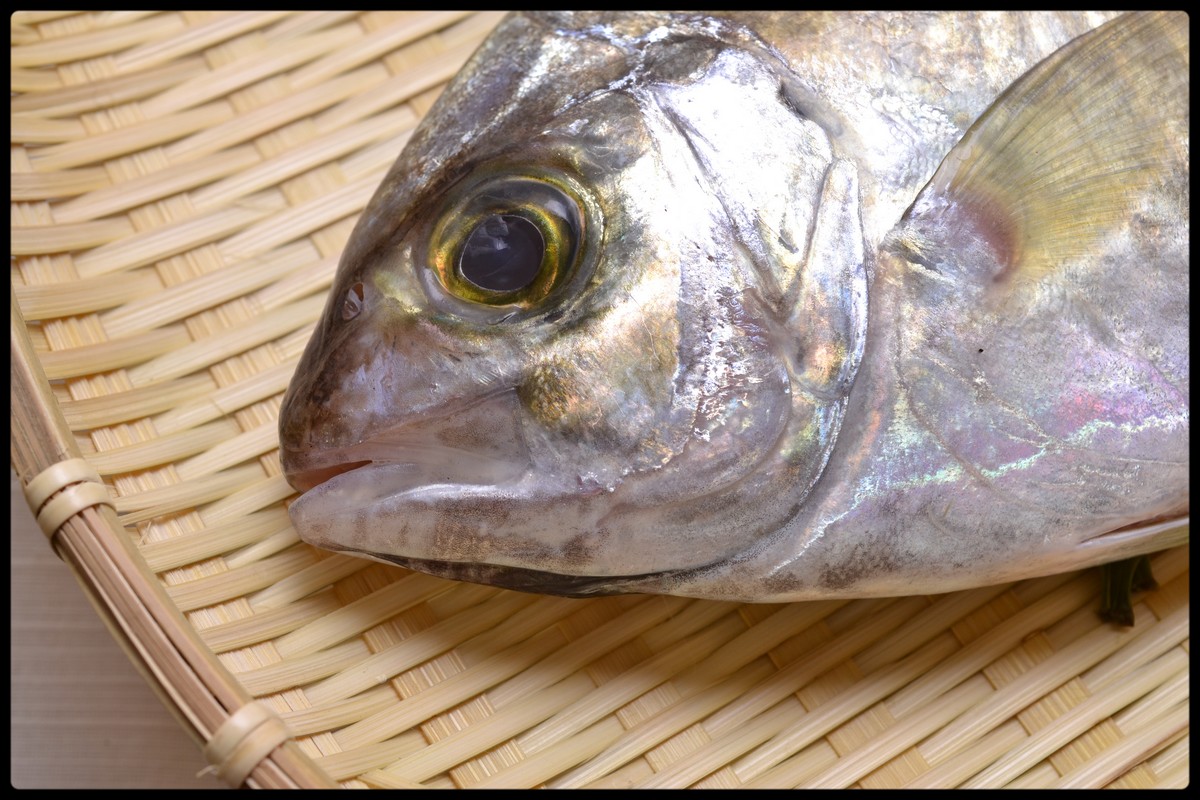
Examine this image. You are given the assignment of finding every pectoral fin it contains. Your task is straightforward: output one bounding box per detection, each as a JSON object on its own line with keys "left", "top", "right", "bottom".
{"left": 890, "top": 11, "right": 1188, "bottom": 289}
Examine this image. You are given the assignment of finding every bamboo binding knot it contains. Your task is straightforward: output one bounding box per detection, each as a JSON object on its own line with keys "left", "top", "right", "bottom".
{"left": 202, "top": 701, "right": 292, "bottom": 787}
{"left": 23, "top": 457, "right": 115, "bottom": 551}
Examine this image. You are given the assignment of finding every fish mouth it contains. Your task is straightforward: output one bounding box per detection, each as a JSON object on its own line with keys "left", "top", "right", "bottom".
{"left": 281, "top": 390, "right": 532, "bottom": 496}
{"left": 288, "top": 460, "right": 373, "bottom": 494}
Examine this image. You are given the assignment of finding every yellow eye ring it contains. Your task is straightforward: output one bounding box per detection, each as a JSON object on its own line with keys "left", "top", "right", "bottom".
{"left": 428, "top": 174, "right": 587, "bottom": 310}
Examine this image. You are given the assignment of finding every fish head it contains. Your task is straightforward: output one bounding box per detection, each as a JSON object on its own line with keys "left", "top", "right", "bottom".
{"left": 279, "top": 12, "right": 868, "bottom": 593}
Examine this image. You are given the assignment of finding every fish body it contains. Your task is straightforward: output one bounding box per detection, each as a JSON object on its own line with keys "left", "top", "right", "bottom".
{"left": 279, "top": 12, "right": 1189, "bottom": 601}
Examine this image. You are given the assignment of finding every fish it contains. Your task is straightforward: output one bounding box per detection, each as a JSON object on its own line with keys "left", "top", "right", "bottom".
{"left": 278, "top": 11, "right": 1189, "bottom": 603}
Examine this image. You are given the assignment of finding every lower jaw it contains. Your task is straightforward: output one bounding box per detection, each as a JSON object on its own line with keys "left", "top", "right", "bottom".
{"left": 331, "top": 546, "right": 662, "bottom": 598}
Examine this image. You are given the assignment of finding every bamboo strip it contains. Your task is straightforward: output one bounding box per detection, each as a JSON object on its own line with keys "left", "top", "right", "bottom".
{"left": 303, "top": 591, "right": 533, "bottom": 707}
{"left": 1147, "top": 731, "right": 1188, "bottom": 780}
{"left": 275, "top": 326, "right": 316, "bottom": 364}
{"left": 281, "top": 686, "right": 397, "bottom": 737}
{"left": 734, "top": 740, "right": 845, "bottom": 789}
{"left": 266, "top": 11, "right": 358, "bottom": 41}
{"left": 102, "top": 242, "right": 309, "bottom": 337}
{"left": 164, "top": 68, "right": 384, "bottom": 164}
{"left": 10, "top": 22, "right": 38, "bottom": 44}
{"left": 224, "top": 527, "right": 301, "bottom": 570}
{"left": 216, "top": 172, "right": 380, "bottom": 261}
{"left": 154, "top": 361, "right": 296, "bottom": 434}
{"left": 472, "top": 717, "right": 627, "bottom": 789}
{"left": 87, "top": 419, "right": 240, "bottom": 476}
{"left": 1113, "top": 665, "right": 1189, "bottom": 735}
{"left": 198, "top": 594, "right": 339, "bottom": 654}
{"left": 119, "top": 491, "right": 232, "bottom": 530}
{"left": 140, "top": 509, "right": 293, "bottom": 573}
{"left": 38, "top": 324, "right": 192, "bottom": 380}
{"left": 10, "top": 167, "right": 110, "bottom": 200}
{"left": 73, "top": 192, "right": 284, "bottom": 278}
{"left": 370, "top": 673, "right": 596, "bottom": 785}
{"left": 167, "top": 546, "right": 316, "bottom": 612}
{"left": 125, "top": 294, "right": 325, "bottom": 386}
{"left": 11, "top": 14, "right": 184, "bottom": 68}
{"left": 314, "top": 47, "right": 470, "bottom": 136}
{"left": 291, "top": 12, "right": 472, "bottom": 92}
{"left": 853, "top": 583, "right": 1012, "bottom": 673}
{"left": 9, "top": 115, "right": 88, "bottom": 143}
{"left": 518, "top": 613, "right": 746, "bottom": 756}
{"left": 489, "top": 596, "right": 691, "bottom": 710}
{"left": 695, "top": 598, "right": 924, "bottom": 742}
{"left": 885, "top": 573, "right": 1098, "bottom": 720}
{"left": 235, "top": 640, "right": 371, "bottom": 697}
{"left": 335, "top": 128, "right": 419, "bottom": 187}
{"left": 902, "top": 719, "right": 1029, "bottom": 789}
{"left": 10, "top": 57, "right": 206, "bottom": 118}
{"left": 250, "top": 257, "right": 336, "bottom": 313}
{"left": 28, "top": 102, "right": 236, "bottom": 173}
{"left": 966, "top": 647, "right": 1188, "bottom": 788}
{"left": 450, "top": 596, "right": 582, "bottom": 669}
{"left": 12, "top": 216, "right": 136, "bottom": 254}
{"left": 197, "top": 474, "right": 295, "bottom": 525}
{"left": 61, "top": 376, "right": 216, "bottom": 432}
{"left": 114, "top": 11, "right": 291, "bottom": 73}
{"left": 733, "top": 635, "right": 961, "bottom": 784}
{"left": 276, "top": 575, "right": 463, "bottom": 662}
{"left": 111, "top": 464, "right": 260, "bottom": 515}
{"left": 644, "top": 690, "right": 808, "bottom": 788}
{"left": 917, "top": 602, "right": 1156, "bottom": 765}
{"left": 551, "top": 659, "right": 778, "bottom": 788}
{"left": 808, "top": 675, "right": 994, "bottom": 789}
{"left": 671, "top": 600, "right": 846, "bottom": 697}
{"left": 141, "top": 27, "right": 363, "bottom": 119}
{"left": 52, "top": 146, "right": 261, "bottom": 224}
{"left": 12, "top": 10, "right": 82, "bottom": 25}
{"left": 175, "top": 421, "right": 279, "bottom": 481}
{"left": 415, "top": 583, "right": 500, "bottom": 624}
{"left": 190, "top": 109, "right": 416, "bottom": 210}
{"left": 14, "top": 268, "right": 161, "bottom": 321}
{"left": 11, "top": 68, "right": 64, "bottom": 93}
{"left": 315, "top": 733, "right": 429, "bottom": 783}
{"left": 248, "top": 554, "right": 377, "bottom": 615}
{"left": 61, "top": 10, "right": 160, "bottom": 32}
{"left": 333, "top": 625, "right": 569, "bottom": 752}
{"left": 1053, "top": 702, "right": 1188, "bottom": 788}
{"left": 1081, "top": 579, "right": 1189, "bottom": 690}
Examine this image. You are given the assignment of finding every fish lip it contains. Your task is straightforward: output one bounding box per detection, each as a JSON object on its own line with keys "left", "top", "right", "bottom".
{"left": 287, "top": 461, "right": 429, "bottom": 516}
{"left": 332, "top": 546, "right": 663, "bottom": 598}
{"left": 287, "top": 460, "right": 373, "bottom": 494}
{"left": 281, "top": 389, "right": 531, "bottom": 496}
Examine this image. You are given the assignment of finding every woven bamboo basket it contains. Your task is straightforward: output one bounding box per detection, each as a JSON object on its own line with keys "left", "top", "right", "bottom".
{"left": 10, "top": 11, "right": 1190, "bottom": 789}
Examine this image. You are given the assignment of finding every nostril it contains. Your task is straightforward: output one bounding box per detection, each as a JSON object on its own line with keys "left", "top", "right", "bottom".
{"left": 342, "top": 282, "right": 365, "bottom": 320}
{"left": 288, "top": 460, "right": 372, "bottom": 493}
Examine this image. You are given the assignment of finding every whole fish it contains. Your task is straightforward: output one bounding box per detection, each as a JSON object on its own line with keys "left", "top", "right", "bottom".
{"left": 278, "top": 11, "right": 1189, "bottom": 603}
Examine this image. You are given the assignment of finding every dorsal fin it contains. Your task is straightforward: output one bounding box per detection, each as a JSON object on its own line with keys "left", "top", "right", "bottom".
{"left": 891, "top": 11, "right": 1188, "bottom": 288}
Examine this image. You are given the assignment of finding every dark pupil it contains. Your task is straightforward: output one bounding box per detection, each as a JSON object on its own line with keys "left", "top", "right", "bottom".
{"left": 459, "top": 214, "right": 544, "bottom": 292}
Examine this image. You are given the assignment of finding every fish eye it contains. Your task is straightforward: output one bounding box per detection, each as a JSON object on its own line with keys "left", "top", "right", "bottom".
{"left": 428, "top": 174, "right": 587, "bottom": 310}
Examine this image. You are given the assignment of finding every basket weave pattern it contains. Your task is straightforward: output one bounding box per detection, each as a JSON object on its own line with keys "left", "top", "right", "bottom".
{"left": 10, "top": 11, "right": 1189, "bottom": 789}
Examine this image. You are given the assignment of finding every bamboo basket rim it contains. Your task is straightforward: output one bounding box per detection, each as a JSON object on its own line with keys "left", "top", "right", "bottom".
{"left": 10, "top": 11, "right": 1189, "bottom": 789}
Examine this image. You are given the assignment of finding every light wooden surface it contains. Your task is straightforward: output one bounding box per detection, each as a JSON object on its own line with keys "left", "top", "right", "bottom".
{"left": 9, "top": 469, "right": 226, "bottom": 790}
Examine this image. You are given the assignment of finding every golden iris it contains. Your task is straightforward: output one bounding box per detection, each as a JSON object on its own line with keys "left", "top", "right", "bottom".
{"left": 429, "top": 175, "right": 585, "bottom": 309}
